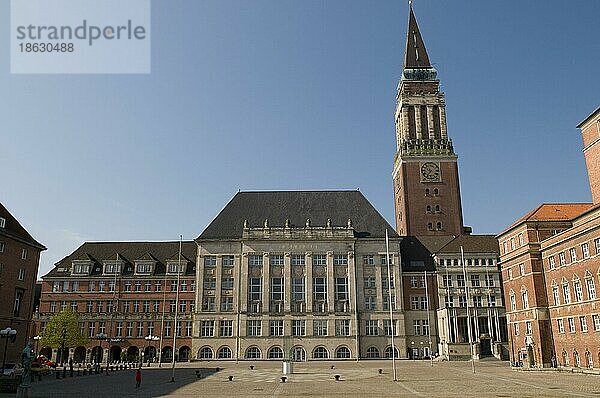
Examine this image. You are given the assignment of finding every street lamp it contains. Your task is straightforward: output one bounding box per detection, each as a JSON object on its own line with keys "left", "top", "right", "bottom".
{"left": 144, "top": 335, "right": 159, "bottom": 367}
{"left": 1, "top": 327, "right": 17, "bottom": 375}
{"left": 95, "top": 333, "right": 108, "bottom": 375}
{"left": 33, "top": 335, "right": 41, "bottom": 360}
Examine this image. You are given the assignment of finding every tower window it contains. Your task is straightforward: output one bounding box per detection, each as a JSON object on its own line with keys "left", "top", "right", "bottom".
{"left": 433, "top": 188, "right": 439, "bottom": 196}
{"left": 427, "top": 223, "right": 433, "bottom": 231}
{"left": 435, "top": 205, "right": 440, "bottom": 213}
{"left": 436, "top": 222, "right": 442, "bottom": 231}
{"left": 425, "top": 189, "right": 430, "bottom": 196}
{"left": 426, "top": 205, "right": 432, "bottom": 214}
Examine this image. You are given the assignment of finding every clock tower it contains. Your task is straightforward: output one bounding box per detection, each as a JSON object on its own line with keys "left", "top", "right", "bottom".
{"left": 393, "top": 5, "right": 464, "bottom": 236}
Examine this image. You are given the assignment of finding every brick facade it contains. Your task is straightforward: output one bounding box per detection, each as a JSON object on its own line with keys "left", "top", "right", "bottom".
{"left": 0, "top": 203, "right": 46, "bottom": 364}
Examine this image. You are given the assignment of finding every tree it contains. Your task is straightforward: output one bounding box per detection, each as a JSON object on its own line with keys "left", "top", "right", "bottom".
{"left": 41, "top": 310, "right": 89, "bottom": 364}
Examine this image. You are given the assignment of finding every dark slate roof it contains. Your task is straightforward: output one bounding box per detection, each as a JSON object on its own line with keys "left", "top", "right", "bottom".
{"left": 0, "top": 202, "right": 46, "bottom": 250}
{"left": 198, "top": 191, "right": 398, "bottom": 240}
{"left": 404, "top": 6, "right": 432, "bottom": 69}
{"left": 400, "top": 235, "right": 499, "bottom": 272}
{"left": 43, "top": 241, "right": 196, "bottom": 278}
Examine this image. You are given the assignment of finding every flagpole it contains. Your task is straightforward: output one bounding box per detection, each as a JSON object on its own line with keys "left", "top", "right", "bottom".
{"left": 170, "top": 235, "right": 182, "bottom": 382}
{"left": 424, "top": 270, "right": 433, "bottom": 367}
{"left": 461, "top": 246, "right": 475, "bottom": 373}
{"left": 158, "top": 248, "right": 169, "bottom": 368}
{"left": 385, "top": 229, "right": 397, "bottom": 382}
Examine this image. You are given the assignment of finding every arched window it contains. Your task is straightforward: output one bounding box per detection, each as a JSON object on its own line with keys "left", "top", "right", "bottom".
{"left": 433, "top": 188, "right": 439, "bottom": 196}
{"left": 384, "top": 346, "right": 399, "bottom": 358}
{"left": 436, "top": 222, "right": 442, "bottom": 230}
{"left": 245, "top": 346, "right": 261, "bottom": 359}
{"left": 426, "top": 205, "right": 432, "bottom": 213}
{"left": 562, "top": 350, "right": 569, "bottom": 366}
{"left": 198, "top": 346, "right": 213, "bottom": 359}
{"left": 574, "top": 351, "right": 581, "bottom": 367}
{"left": 366, "top": 346, "right": 380, "bottom": 358}
{"left": 586, "top": 351, "right": 593, "bottom": 369}
{"left": 335, "top": 346, "right": 351, "bottom": 359}
{"left": 217, "top": 346, "right": 232, "bottom": 359}
{"left": 313, "top": 346, "right": 329, "bottom": 359}
{"left": 425, "top": 188, "right": 430, "bottom": 196}
{"left": 427, "top": 223, "right": 433, "bottom": 231}
{"left": 268, "top": 346, "right": 283, "bottom": 359}
{"left": 435, "top": 205, "right": 440, "bottom": 213}
{"left": 521, "top": 289, "right": 529, "bottom": 309}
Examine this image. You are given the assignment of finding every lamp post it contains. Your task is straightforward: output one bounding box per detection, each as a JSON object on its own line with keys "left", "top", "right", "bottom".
{"left": 144, "top": 335, "right": 159, "bottom": 367}
{"left": 95, "top": 333, "right": 108, "bottom": 375}
{"left": 33, "top": 335, "right": 41, "bottom": 359}
{"left": 1, "top": 327, "right": 17, "bottom": 375}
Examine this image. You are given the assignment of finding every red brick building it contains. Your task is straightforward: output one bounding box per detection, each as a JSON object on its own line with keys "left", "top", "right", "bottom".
{"left": 498, "top": 106, "right": 600, "bottom": 369}
{"left": 35, "top": 242, "right": 196, "bottom": 365}
{"left": 0, "top": 203, "right": 46, "bottom": 364}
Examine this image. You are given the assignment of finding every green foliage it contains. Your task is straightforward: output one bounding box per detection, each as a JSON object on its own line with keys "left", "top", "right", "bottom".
{"left": 41, "top": 310, "right": 89, "bottom": 350}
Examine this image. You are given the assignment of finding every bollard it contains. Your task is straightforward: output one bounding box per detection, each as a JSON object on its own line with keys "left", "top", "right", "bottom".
{"left": 228, "top": 375, "right": 234, "bottom": 381}
{"left": 281, "top": 376, "right": 287, "bottom": 383}
{"left": 63, "top": 367, "right": 67, "bottom": 378}
{"left": 334, "top": 375, "right": 341, "bottom": 381}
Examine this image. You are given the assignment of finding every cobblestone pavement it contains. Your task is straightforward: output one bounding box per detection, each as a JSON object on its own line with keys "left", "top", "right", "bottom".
{"left": 2, "top": 359, "right": 600, "bottom": 397}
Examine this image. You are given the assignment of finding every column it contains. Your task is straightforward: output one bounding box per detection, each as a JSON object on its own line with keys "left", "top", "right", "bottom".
{"left": 326, "top": 251, "right": 335, "bottom": 312}
{"left": 262, "top": 253, "right": 270, "bottom": 313}
{"left": 306, "top": 253, "right": 313, "bottom": 312}
{"left": 239, "top": 253, "right": 249, "bottom": 313}
{"left": 401, "top": 106, "right": 410, "bottom": 140}
{"left": 427, "top": 106, "right": 435, "bottom": 139}
{"left": 214, "top": 256, "right": 223, "bottom": 314}
{"left": 284, "top": 252, "right": 292, "bottom": 312}
{"left": 415, "top": 106, "right": 422, "bottom": 139}
{"left": 439, "top": 106, "right": 448, "bottom": 139}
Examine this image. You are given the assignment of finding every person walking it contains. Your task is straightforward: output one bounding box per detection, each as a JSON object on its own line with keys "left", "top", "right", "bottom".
{"left": 135, "top": 367, "right": 141, "bottom": 388}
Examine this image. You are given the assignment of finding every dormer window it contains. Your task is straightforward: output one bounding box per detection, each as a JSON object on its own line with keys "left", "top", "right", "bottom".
{"left": 167, "top": 261, "right": 186, "bottom": 275}
{"left": 0, "top": 217, "right": 5, "bottom": 228}
{"left": 103, "top": 260, "right": 123, "bottom": 275}
{"left": 135, "top": 261, "right": 154, "bottom": 275}
{"left": 72, "top": 261, "right": 91, "bottom": 275}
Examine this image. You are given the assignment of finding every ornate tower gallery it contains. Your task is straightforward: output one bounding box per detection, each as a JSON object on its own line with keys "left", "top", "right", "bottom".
{"left": 393, "top": 6, "right": 464, "bottom": 236}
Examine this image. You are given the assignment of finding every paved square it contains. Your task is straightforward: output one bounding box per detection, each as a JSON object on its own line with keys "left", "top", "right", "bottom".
{"left": 4, "top": 360, "right": 600, "bottom": 397}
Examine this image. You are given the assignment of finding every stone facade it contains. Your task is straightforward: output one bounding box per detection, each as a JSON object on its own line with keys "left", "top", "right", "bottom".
{"left": 0, "top": 203, "right": 46, "bottom": 364}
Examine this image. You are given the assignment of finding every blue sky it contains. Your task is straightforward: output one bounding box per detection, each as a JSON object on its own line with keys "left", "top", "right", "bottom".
{"left": 1, "top": 0, "right": 599, "bottom": 278}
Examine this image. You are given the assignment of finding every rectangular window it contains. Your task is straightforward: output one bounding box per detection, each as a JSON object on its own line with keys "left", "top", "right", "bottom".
{"left": 116, "top": 321, "right": 123, "bottom": 337}
{"left": 557, "top": 318, "right": 565, "bottom": 333}
{"left": 563, "top": 284, "right": 571, "bottom": 304}
{"left": 155, "top": 281, "right": 161, "bottom": 292}
{"left": 592, "top": 314, "right": 600, "bottom": 331}
{"left": 363, "top": 255, "right": 374, "bottom": 265}
{"left": 313, "top": 320, "right": 328, "bottom": 336}
{"left": 222, "top": 255, "right": 234, "bottom": 266}
{"left": 291, "top": 254, "right": 305, "bottom": 265}
{"left": 203, "top": 277, "right": 216, "bottom": 290}
{"left": 526, "top": 321, "right": 532, "bottom": 335}
{"left": 471, "top": 274, "right": 480, "bottom": 287}
{"left": 179, "top": 300, "right": 186, "bottom": 313}
{"left": 580, "top": 316, "right": 588, "bottom": 332}
{"left": 596, "top": 238, "right": 600, "bottom": 255}
{"left": 21, "top": 249, "right": 28, "bottom": 260}
{"left": 334, "top": 255, "right": 347, "bottom": 265}
{"left": 548, "top": 256, "right": 556, "bottom": 269}
{"left": 552, "top": 285, "right": 560, "bottom": 306}
{"left": 13, "top": 290, "right": 24, "bottom": 317}
{"left": 153, "top": 300, "right": 160, "bottom": 312}
{"left": 513, "top": 322, "right": 519, "bottom": 335}
{"left": 568, "top": 317, "right": 575, "bottom": 333}
{"left": 204, "top": 256, "right": 217, "bottom": 267}
{"left": 383, "top": 294, "right": 396, "bottom": 310}
{"left": 202, "top": 297, "right": 215, "bottom": 312}
{"left": 270, "top": 320, "right": 284, "bottom": 336}
{"left": 249, "top": 277, "right": 262, "bottom": 301}
{"left": 364, "top": 276, "right": 376, "bottom": 289}
{"left": 313, "top": 277, "right": 327, "bottom": 301}
{"left": 582, "top": 243, "right": 590, "bottom": 259}
{"left": 559, "top": 252, "right": 566, "bottom": 265}
{"left": 0, "top": 242, "right": 4, "bottom": 253}
{"left": 445, "top": 295, "right": 453, "bottom": 308}
{"left": 312, "top": 254, "right": 326, "bottom": 265}
{"left": 413, "top": 319, "right": 422, "bottom": 336}
{"left": 126, "top": 321, "right": 133, "bottom": 337}
{"left": 89, "top": 322, "right": 96, "bottom": 337}
{"left": 220, "top": 296, "right": 234, "bottom": 312}
{"left": 0, "top": 217, "right": 4, "bottom": 228}
{"left": 220, "top": 320, "right": 233, "bottom": 337}
{"left": 292, "top": 320, "right": 306, "bottom": 336}
{"left": 72, "top": 281, "right": 79, "bottom": 292}
{"left": 457, "top": 274, "right": 465, "bottom": 287}
{"left": 488, "top": 295, "right": 496, "bottom": 307}
{"left": 335, "top": 319, "right": 350, "bottom": 336}
{"left": 365, "top": 296, "right": 376, "bottom": 310}
{"left": 422, "top": 319, "right": 429, "bottom": 336}
{"left": 221, "top": 277, "right": 234, "bottom": 290}
{"left": 384, "top": 320, "right": 397, "bottom": 336}
{"left": 17, "top": 268, "right": 25, "bottom": 281}
{"left": 271, "top": 277, "right": 284, "bottom": 301}
{"left": 180, "top": 280, "right": 187, "bottom": 291}
{"left": 569, "top": 248, "right": 577, "bottom": 262}
{"left": 473, "top": 295, "right": 482, "bottom": 307}
{"left": 186, "top": 321, "right": 192, "bottom": 337}
{"left": 574, "top": 281, "right": 583, "bottom": 302}
{"left": 365, "top": 320, "right": 379, "bottom": 336}
{"left": 247, "top": 320, "right": 261, "bottom": 336}
{"left": 270, "top": 255, "right": 284, "bottom": 266}
{"left": 248, "top": 255, "right": 263, "bottom": 266}
{"left": 442, "top": 275, "right": 452, "bottom": 287}
{"left": 201, "top": 320, "right": 215, "bottom": 337}
{"left": 382, "top": 273, "right": 395, "bottom": 289}
{"left": 587, "top": 278, "right": 597, "bottom": 300}
{"left": 485, "top": 275, "right": 495, "bottom": 287}
{"left": 123, "top": 301, "right": 130, "bottom": 312}
{"left": 335, "top": 277, "right": 348, "bottom": 301}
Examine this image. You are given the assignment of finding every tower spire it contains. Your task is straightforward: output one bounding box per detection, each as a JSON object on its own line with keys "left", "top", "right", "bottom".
{"left": 404, "top": 4, "right": 431, "bottom": 69}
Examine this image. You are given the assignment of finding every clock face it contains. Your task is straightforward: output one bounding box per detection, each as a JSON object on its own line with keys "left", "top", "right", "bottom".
{"left": 421, "top": 162, "right": 440, "bottom": 181}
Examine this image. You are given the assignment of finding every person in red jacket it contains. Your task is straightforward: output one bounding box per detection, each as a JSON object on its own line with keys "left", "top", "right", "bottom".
{"left": 135, "top": 367, "right": 141, "bottom": 388}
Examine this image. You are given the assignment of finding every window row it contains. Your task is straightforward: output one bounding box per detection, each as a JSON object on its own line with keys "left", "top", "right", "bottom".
{"left": 0, "top": 241, "right": 29, "bottom": 260}
{"left": 547, "top": 239, "right": 600, "bottom": 269}
{"left": 441, "top": 273, "right": 496, "bottom": 288}
{"left": 439, "top": 258, "right": 497, "bottom": 267}
{"left": 501, "top": 232, "right": 525, "bottom": 255}
{"left": 242, "top": 253, "right": 358, "bottom": 267}
{"left": 445, "top": 294, "right": 498, "bottom": 308}
{"left": 79, "top": 320, "right": 193, "bottom": 338}
{"left": 197, "top": 345, "right": 354, "bottom": 360}
{"left": 550, "top": 275, "right": 597, "bottom": 306}
{"left": 556, "top": 315, "right": 600, "bottom": 334}
{"left": 47, "top": 299, "right": 194, "bottom": 314}
{"left": 51, "top": 279, "right": 195, "bottom": 293}
{"left": 198, "top": 319, "right": 352, "bottom": 338}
